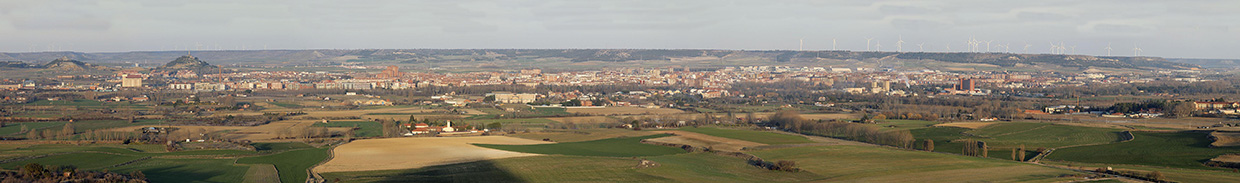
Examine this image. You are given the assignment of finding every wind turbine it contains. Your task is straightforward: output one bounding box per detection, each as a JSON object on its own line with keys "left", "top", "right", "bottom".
{"left": 832, "top": 38, "right": 837, "bottom": 50}
{"left": 865, "top": 37, "right": 874, "bottom": 51}
{"left": 896, "top": 35, "right": 905, "bottom": 52}
{"left": 1133, "top": 44, "right": 1142, "bottom": 56}
{"left": 1069, "top": 45, "right": 1076, "bottom": 54}
{"left": 984, "top": 40, "right": 994, "bottom": 52}
{"left": 944, "top": 43, "right": 952, "bottom": 52}
{"left": 917, "top": 43, "right": 925, "bottom": 52}
{"left": 875, "top": 42, "right": 883, "bottom": 51}
{"left": 799, "top": 38, "right": 804, "bottom": 51}
{"left": 1049, "top": 42, "right": 1058, "bottom": 54}
{"left": 1024, "top": 43, "right": 1031, "bottom": 54}
{"left": 1105, "top": 43, "right": 1113, "bottom": 56}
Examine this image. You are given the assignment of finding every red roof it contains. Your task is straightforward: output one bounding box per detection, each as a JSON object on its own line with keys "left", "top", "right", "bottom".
{"left": 125, "top": 75, "right": 143, "bottom": 78}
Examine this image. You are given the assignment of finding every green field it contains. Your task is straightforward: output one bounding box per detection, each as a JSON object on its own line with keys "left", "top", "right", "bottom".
{"left": 4, "top": 120, "right": 171, "bottom": 137}
{"left": 475, "top": 134, "right": 684, "bottom": 157}
{"left": 312, "top": 121, "right": 382, "bottom": 137}
{"left": 270, "top": 102, "right": 302, "bottom": 108}
{"left": 321, "top": 153, "right": 820, "bottom": 183}
{"left": 1048, "top": 131, "right": 1240, "bottom": 170}
{"left": 242, "top": 164, "right": 280, "bottom": 183}
{"left": 749, "top": 145, "right": 1079, "bottom": 182}
{"left": 677, "top": 127, "right": 813, "bottom": 145}
{"left": 237, "top": 147, "right": 331, "bottom": 183}
{"left": 1042, "top": 160, "right": 1240, "bottom": 183}
{"left": 0, "top": 152, "right": 142, "bottom": 170}
{"left": 0, "top": 142, "right": 329, "bottom": 183}
{"left": 0, "top": 121, "right": 68, "bottom": 136}
{"left": 910, "top": 123, "right": 1123, "bottom": 149}
{"left": 872, "top": 119, "right": 940, "bottom": 131}
{"left": 69, "top": 119, "right": 169, "bottom": 133}
{"left": 461, "top": 118, "right": 559, "bottom": 128}
{"left": 331, "top": 142, "right": 1082, "bottom": 182}
{"left": 21, "top": 99, "right": 145, "bottom": 108}
{"left": 111, "top": 158, "right": 250, "bottom": 183}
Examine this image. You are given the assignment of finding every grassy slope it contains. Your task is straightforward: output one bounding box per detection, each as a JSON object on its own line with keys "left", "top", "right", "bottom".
{"left": 749, "top": 145, "right": 1079, "bottom": 182}
{"left": 474, "top": 134, "right": 684, "bottom": 157}
{"left": 677, "top": 127, "right": 813, "bottom": 145}
{"left": 1048, "top": 131, "right": 1240, "bottom": 170}
{"left": 312, "top": 121, "right": 382, "bottom": 137}
{"left": 237, "top": 147, "right": 331, "bottom": 183}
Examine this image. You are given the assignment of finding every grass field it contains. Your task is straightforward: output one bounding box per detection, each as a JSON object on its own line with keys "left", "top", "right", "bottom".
{"left": 475, "top": 134, "right": 684, "bottom": 157}
{"left": 21, "top": 99, "right": 144, "bottom": 108}
{"left": 511, "top": 128, "right": 658, "bottom": 142}
{"left": 241, "top": 164, "right": 280, "bottom": 183}
{"left": 0, "top": 121, "right": 68, "bottom": 136}
{"left": 0, "top": 152, "right": 142, "bottom": 170}
{"left": 321, "top": 153, "right": 821, "bottom": 183}
{"left": 871, "top": 119, "right": 941, "bottom": 131}
{"left": 252, "top": 142, "right": 314, "bottom": 152}
{"left": 0, "top": 142, "right": 324, "bottom": 183}
{"left": 111, "top": 158, "right": 250, "bottom": 183}
{"left": 565, "top": 107, "right": 684, "bottom": 115}
{"left": 312, "top": 121, "right": 382, "bottom": 137}
{"left": 69, "top": 119, "right": 168, "bottom": 133}
{"left": 1048, "top": 131, "right": 1240, "bottom": 170}
{"left": 1042, "top": 160, "right": 1240, "bottom": 183}
{"left": 237, "top": 147, "right": 331, "bottom": 183}
{"left": 749, "top": 145, "right": 1080, "bottom": 182}
{"left": 910, "top": 122, "right": 1123, "bottom": 149}
{"left": 269, "top": 102, "right": 302, "bottom": 108}
{"left": 677, "top": 127, "right": 813, "bottom": 145}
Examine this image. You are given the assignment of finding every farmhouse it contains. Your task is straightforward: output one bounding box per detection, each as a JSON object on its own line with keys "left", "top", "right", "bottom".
{"left": 405, "top": 121, "right": 477, "bottom": 135}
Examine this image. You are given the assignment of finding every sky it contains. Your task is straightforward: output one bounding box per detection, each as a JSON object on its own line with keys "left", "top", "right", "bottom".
{"left": 1, "top": 0, "right": 1238, "bottom": 59}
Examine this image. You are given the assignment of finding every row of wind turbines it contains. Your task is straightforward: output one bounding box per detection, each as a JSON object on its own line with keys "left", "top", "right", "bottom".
{"left": 798, "top": 37, "right": 1145, "bottom": 57}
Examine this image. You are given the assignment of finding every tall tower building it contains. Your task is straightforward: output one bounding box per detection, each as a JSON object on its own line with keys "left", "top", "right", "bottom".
{"left": 957, "top": 78, "right": 975, "bottom": 91}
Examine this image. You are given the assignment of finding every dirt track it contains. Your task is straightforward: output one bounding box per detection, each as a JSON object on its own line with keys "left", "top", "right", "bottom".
{"left": 313, "top": 136, "right": 552, "bottom": 173}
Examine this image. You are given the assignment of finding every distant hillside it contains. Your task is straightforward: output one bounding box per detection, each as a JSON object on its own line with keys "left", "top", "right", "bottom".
{"left": 0, "top": 61, "right": 38, "bottom": 68}
{"left": 1166, "top": 58, "right": 1240, "bottom": 68}
{"left": 0, "top": 49, "right": 1202, "bottom": 71}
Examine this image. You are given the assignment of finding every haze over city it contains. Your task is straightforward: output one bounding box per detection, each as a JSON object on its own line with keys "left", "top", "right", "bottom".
{"left": 2, "top": 0, "right": 1239, "bottom": 59}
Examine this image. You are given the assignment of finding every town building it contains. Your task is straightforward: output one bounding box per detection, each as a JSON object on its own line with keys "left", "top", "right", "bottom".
{"left": 121, "top": 74, "right": 143, "bottom": 87}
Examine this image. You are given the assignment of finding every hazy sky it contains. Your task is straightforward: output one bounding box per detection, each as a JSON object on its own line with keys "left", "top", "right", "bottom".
{"left": 1, "top": 0, "right": 1238, "bottom": 59}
